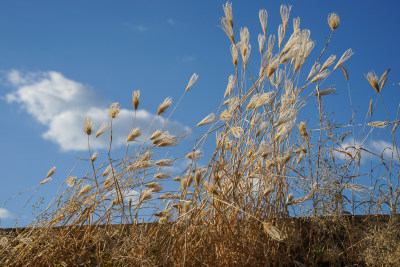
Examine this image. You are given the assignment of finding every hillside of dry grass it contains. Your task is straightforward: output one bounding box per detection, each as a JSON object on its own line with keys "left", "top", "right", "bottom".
{"left": 1, "top": 215, "right": 399, "bottom": 265}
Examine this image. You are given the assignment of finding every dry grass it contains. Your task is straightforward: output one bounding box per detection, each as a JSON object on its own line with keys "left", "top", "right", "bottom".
{"left": 1, "top": 2, "right": 400, "bottom": 266}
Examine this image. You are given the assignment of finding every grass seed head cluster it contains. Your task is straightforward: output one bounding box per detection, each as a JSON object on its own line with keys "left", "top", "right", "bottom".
{"left": 1, "top": 2, "right": 399, "bottom": 266}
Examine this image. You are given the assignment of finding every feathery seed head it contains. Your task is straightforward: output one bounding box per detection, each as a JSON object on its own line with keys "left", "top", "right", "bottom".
{"left": 267, "top": 54, "right": 280, "bottom": 78}
{"left": 85, "top": 117, "right": 92, "bottom": 135}
{"left": 297, "top": 150, "right": 306, "bottom": 164}
{"left": 263, "top": 186, "right": 274, "bottom": 196}
{"left": 172, "top": 176, "right": 182, "bottom": 182}
{"left": 334, "top": 48, "right": 354, "bottom": 70}
{"left": 224, "top": 74, "right": 236, "bottom": 98}
{"left": 223, "top": 96, "right": 238, "bottom": 108}
{"left": 276, "top": 69, "right": 284, "bottom": 88}
{"left": 0, "top": 237, "right": 8, "bottom": 247}
{"left": 280, "top": 45, "right": 297, "bottom": 64}
{"left": 102, "top": 165, "right": 112, "bottom": 177}
{"left": 294, "top": 31, "right": 315, "bottom": 71}
{"left": 158, "top": 192, "right": 173, "bottom": 200}
{"left": 281, "top": 31, "right": 300, "bottom": 56}
{"left": 126, "top": 127, "right": 141, "bottom": 142}
{"left": 316, "top": 86, "right": 336, "bottom": 96}
{"left": 90, "top": 152, "right": 98, "bottom": 162}
{"left": 78, "top": 184, "right": 91, "bottom": 197}
{"left": 275, "top": 122, "right": 293, "bottom": 142}
{"left": 260, "top": 51, "right": 268, "bottom": 71}
{"left": 267, "top": 35, "right": 275, "bottom": 55}
{"left": 141, "top": 151, "right": 152, "bottom": 161}
{"left": 104, "top": 173, "right": 114, "bottom": 188}
{"left": 230, "top": 44, "right": 238, "bottom": 67}
{"left": 320, "top": 55, "right": 336, "bottom": 72}
{"left": 155, "top": 158, "right": 173, "bottom": 167}
{"left": 306, "top": 63, "right": 320, "bottom": 82}
{"left": 256, "top": 92, "right": 273, "bottom": 108}
{"left": 263, "top": 221, "right": 285, "bottom": 241}
{"left": 66, "top": 176, "right": 76, "bottom": 187}
{"left": 242, "top": 44, "right": 251, "bottom": 68}
{"left": 154, "top": 171, "right": 172, "bottom": 179}
{"left": 46, "top": 166, "right": 56, "bottom": 178}
{"left": 140, "top": 189, "right": 153, "bottom": 202}
{"left": 158, "top": 216, "right": 168, "bottom": 224}
{"left": 367, "top": 121, "right": 387, "bottom": 128}
{"left": 258, "top": 34, "right": 266, "bottom": 54}
{"left": 40, "top": 177, "right": 53, "bottom": 185}
{"left": 154, "top": 209, "right": 170, "bottom": 217}
{"left": 204, "top": 181, "right": 219, "bottom": 196}
{"left": 379, "top": 68, "right": 390, "bottom": 90}
{"left": 310, "top": 69, "right": 330, "bottom": 83}
{"left": 286, "top": 193, "right": 294, "bottom": 205}
{"left": 181, "top": 174, "right": 194, "bottom": 190}
{"left": 186, "top": 150, "right": 203, "bottom": 159}
{"left": 220, "top": 17, "right": 235, "bottom": 43}
{"left": 132, "top": 90, "right": 140, "bottom": 110}
{"left": 185, "top": 73, "right": 199, "bottom": 92}
{"left": 148, "top": 183, "right": 163, "bottom": 193}
{"left": 95, "top": 122, "right": 109, "bottom": 138}
{"left": 278, "top": 24, "right": 285, "bottom": 49}
{"left": 150, "top": 130, "right": 162, "bottom": 140}
{"left": 19, "top": 237, "right": 33, "bottom": 245}
{"left": 343, "top": 183, "right": 372, "bottom": 195}
{"left": 182, "top": 201, "right": 191, "bottom": 214}
{"left": 111, "top": 196, "right": 123, "bottom": 206}
{"left": 195, "top": 169, "right": 203, "bottom": 186}
{"left": 220, "top": 109, "right": 232, "bottom": 121}
{"left": 365, "top": 71, "right": 380, "bottom": 93}
{"left": 109, "top": 103, "right": 121, "bottom": 119}
{"left": 293, "top": 17, "right": 300, "bottom": 35}
{"left": 259, "top": 9, "right": 268, "bottom": 36}
{"left": 153, "top": 131, "right": 176, "bottom": 147}
{"left": 157, "top": 97, "right": 172, "bottom": 115}
{"left": 280, "top": 5, "right": 292, "bottom": 32}
{"left": 250, "top": 112, "right": 264, "bottom": 126}
{"left": 240, "top": 27, "right": 250, "bottom": 54}
{"left": 230, "top": 126, "right": 244, "bottom": 138}
{"left": 223, "top": 2, "right": 233, "bottom": 28}
{"left": 239, "top": 27, "right": 251, "bottom": 67}
{"left": 197, "top": 113, "right": 215, "bottom": 126}
{"left": 246, "top": 94, "right": 258, "bottom": 111}
{"left": 256, "top": 121, "right": 268, "bottom": 137}
{"left": 328, "top": 12, "right": 340, "bottom": 30}
{"left": 259, "top": 54, "right": 267, "bottom": 79}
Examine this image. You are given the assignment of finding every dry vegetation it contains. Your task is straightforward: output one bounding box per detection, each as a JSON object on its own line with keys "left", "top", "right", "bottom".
{"left": 1, "top": 2, "right": 400, "bottom": 266}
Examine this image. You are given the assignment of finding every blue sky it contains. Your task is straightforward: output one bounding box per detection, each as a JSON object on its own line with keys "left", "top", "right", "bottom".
{"left": 0, "top": 0, "right": 399, "bottom": 227}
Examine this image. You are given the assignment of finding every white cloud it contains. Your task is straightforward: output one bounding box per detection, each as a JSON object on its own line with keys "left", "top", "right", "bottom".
{"left": 127, "top": 24, "right": 148, "bottom": 32}
{"left": 6, "top": 71, "right": 102, "bottom": 124}
{"left": 5, "top": 70, "right": 189, "bottom": 151}
{"left": 0, "top": 208, "right": 13, "bottom": 219}
{"left": 167, "top": 18, "right": 175, "bottom": 25}
{"left": 123, "top": 189, "right": 140, "bottom": 204}
{"left": 335, "top": 139, "right": 399, "bottom": 163}
{"left": 182, "top": 56, "right": 196, "bottom": 62}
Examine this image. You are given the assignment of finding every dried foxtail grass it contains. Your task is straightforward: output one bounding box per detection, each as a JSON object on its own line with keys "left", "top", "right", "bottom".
{"left": 2, "top": 2, "right": 399, "bottom": 266}
{"left": 327, "top": 12, "right": 340, "bottom": 30}
{"left": 157, "top": 97, "right": 172, "bottom": 115}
